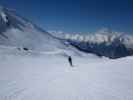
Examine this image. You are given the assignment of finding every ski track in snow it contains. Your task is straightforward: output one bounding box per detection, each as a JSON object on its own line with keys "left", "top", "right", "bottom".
{"left": 0, "top": 48, "right": 133, "bottom": 100}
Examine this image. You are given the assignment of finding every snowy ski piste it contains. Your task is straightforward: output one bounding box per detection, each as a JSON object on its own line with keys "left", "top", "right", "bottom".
{"left": 1, "top": 6, "right": 133, "bottom": 100}
{"left": 1, "top": 46, "right": 133, "bottom": 100}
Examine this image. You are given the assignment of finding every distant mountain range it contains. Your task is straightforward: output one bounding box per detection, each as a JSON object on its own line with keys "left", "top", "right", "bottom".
{"left": 50, "top": 28, "right": 133, "bottom": 59}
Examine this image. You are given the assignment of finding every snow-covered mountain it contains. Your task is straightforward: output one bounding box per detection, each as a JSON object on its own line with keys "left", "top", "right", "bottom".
{"left": 0, "top": 6, "right": 70, "bottom": 52}
{"left": 85, "top": 28, "right": 133, "bottom": 48}
{"left": 1, "top": 5, "right": 133, "bottom": 59}
{"left": 50, "top": 28, "right": 133, "bottom": 58}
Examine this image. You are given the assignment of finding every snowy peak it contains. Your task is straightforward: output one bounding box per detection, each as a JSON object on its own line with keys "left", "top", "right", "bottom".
{"left": 0, "top": 6, "right": 33, "bottom": 31}
{"left": 93, "top": 30, "right": 133, "bottom": 48}
{"left": 59, "top": 28, "right": 133, "bottom": 48}
{"left": 0, "top": 6, "right": 68, "bottom": 52}
{"left": 0, "top": 11, "right": 8, "bottom": 23}
{"left": 0, "top": 6, "right": 8, "bottom": 23}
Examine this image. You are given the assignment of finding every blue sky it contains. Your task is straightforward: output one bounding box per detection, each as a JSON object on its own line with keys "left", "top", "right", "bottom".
{"left": 0, "top": 0, "right": 133, "bottom": 33}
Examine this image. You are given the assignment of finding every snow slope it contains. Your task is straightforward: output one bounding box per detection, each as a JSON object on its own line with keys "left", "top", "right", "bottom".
{"left": 0, "top": 47, "right": 133, "bottom": 100}
{"left": 0, "top": 6, "right": 68, "bottom": 51}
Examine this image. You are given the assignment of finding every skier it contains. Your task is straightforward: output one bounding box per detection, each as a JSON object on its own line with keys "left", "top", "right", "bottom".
{"left": 23, "top": 47, "right": 29, "bottom": 51}
{"left": 68, "top": 56, "right": 73, "bottom": 67}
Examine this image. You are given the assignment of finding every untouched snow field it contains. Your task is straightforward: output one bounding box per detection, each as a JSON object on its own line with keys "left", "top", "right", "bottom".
{"left": 0, "top": 47, "right": 133, "bottom": 100}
